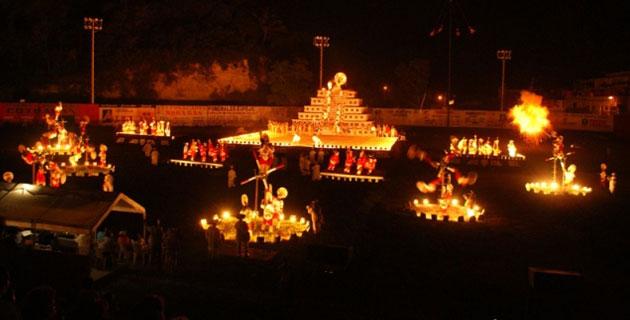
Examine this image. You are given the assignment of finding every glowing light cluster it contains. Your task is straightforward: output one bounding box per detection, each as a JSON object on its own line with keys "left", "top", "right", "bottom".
{"left": 412, "top": 197, "right": 484, "bottom": 222}
{"left": 509, "top": 91, "right": 550, "bottom": 138}
{"left": 120, "top": 119, "right": 171, "bottom": 136}
{"left": 525, "top": 181, "right": 592, "bottom": 196}
{"left": 19, "top": 103, "right": 113, "bottom": 188}
{"left": 199, "top": 209, "right": 310, "bottom": 243}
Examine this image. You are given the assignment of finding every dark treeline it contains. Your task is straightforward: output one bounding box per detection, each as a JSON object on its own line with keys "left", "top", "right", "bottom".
{"left": 0, "top": 0, "right": 430, "bottom": 107}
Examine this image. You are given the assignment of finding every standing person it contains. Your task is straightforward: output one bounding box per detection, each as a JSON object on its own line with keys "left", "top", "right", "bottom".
{"left": 307, "top": 203, "right": 319, "bottom": 234}
{"left": 163, "top": 228, "right": 179, "bottom": 272}
{"left": 317, "top": 149, "right": 325, "bottom": 164}
{"left": 132, "top": 235, "right": 143, "bottom": 266}
{"left": 300, "top": 153, "right": 308, "bottom": 176}
{"left": 148, "top": 222, "right": 163, "bottom": 266}
{"left": 0, "top": 267, "right": 19, "bottom": 320}
{"left": 600, "top": 163, "right": 609, "bottom": 189}
{"left": 205, "top": 221, "right": 222, "bottom": 260}
{"left": 150, "top": 147, "right": 159, "bottom": 166}
{"left": 311, "top": 163, "right": 321, "bottom": 181}
{"left": 143, "top": 141, "right": 153, "bottom": 157}
{"left": 608, "top": 172, "right": 617, "bottom": 194}
{"left": 308, "top": 148, "right": 316, "bottom": 164}
{"left": 227, "top": 165, "right": 237, "bottom": 188}
{"left": 235, "top": 214, "right": 250, "bottom": 257}
{"left": 117, "top": 231, "right": 130, "bottom": 264}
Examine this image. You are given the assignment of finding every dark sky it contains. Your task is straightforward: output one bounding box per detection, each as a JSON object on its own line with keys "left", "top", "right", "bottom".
{"left": 275, "top": 0, "right": 630, "bottom": 103}
{"left": 4, "top": 0, "right": 628, "bottom": 105}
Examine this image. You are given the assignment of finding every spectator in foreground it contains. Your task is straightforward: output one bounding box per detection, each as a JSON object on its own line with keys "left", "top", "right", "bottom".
{"left": 205, "top": 221, "right": 222, "bottom": 260}
{"left": 21, "top": 286, "right": 57, "bottom": 320}
{"left": 235, "top": 214, "right": 250, "bottom": 257}
{"left": 0, "top": 266, "right": 19, "bottom": 320}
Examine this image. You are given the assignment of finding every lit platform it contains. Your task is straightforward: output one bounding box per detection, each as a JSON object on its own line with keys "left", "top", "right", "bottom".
{"left": 169, "top": 159, "right": 224, "bottom": 169}
{"left": 61, "top": 164, "right": 114, "bottom": 177}
{"left": 411, "top": 198, "right": 484, "bottom": 222}
{"left": 115, "top": 132, "right": 174, "bottom": 146}
{"left": 202, "top": 211, "right": 310, "bottom": 244}
{"left": 219, "top": 131, "right": 398, "bottom": 151}
{"left": 320, "top": 172, "right": 384, "bottom": 183}
{"left": 451, "top": 154, "right": 526, "bottom": 167}
{"left": 525, "top": 181, "right": 591, "bottom": 196}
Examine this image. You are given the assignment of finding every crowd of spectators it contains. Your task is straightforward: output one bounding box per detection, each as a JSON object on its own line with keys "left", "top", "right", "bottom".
{"left": 0, "top": 221, "right": 186, "bottom": 319}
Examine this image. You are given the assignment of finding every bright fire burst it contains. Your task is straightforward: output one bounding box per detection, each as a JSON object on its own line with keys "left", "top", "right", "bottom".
{"left": 509, "top": 91, "right": 550, "bottom": 138}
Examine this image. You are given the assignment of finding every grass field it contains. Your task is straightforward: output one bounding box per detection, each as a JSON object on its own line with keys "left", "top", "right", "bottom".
{"left": 1, "top": 123, "right": 629, "bottom": 319}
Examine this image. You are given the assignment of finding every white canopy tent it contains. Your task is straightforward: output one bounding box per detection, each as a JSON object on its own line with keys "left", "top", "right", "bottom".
{"left": 0, "top": 183, "right": 146, "bottom": 235}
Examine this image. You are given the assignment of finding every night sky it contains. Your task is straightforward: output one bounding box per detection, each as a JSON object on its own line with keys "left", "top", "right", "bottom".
{"left": 277, "top": 0, "right": 630, "bottom": 103}
{"left": 3, "top": 0, "right": 630, "bottom": 106}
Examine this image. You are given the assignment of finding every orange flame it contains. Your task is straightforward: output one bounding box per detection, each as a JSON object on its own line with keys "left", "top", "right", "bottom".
{"left": 509, "top": 91, "right": 551, "bottom": 137}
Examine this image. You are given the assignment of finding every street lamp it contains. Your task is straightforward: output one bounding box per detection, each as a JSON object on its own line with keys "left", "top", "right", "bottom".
{"left": 497, "top": 49, "right": 512, "bottom": 111}
{"left": 84, "top": 17, "right": 103, "bottom": 104}
{"left": 313, "top": 35, "right": 330, "bottom": 89}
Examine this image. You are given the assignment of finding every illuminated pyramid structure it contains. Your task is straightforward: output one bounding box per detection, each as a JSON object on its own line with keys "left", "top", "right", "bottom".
{"left": 293, "top": 72, "right": 374, "bottom": 136}
{"left": 219, "top": 72, "right": 398, "bottom": 151}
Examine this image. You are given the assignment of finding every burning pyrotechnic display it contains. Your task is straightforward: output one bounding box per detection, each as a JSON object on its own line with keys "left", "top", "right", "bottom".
{"left": 509, "top": 90, "right": 551, "bottom": 139}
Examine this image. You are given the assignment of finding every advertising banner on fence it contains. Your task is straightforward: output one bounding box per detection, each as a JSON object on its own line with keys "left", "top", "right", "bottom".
{"left": 371, "top": 108, "right": 612, "bottom": 132}
{"left": 99, "top": 106, "right": 155, "bottom": 125}
{"left": 156, "top": 105, "right": 208, "bottom": 126}
{"left": 0, "top": 103, "right": 99, "bottom": 124}
{"left": 550, "top": 113, "right": 613, "bottom": 132}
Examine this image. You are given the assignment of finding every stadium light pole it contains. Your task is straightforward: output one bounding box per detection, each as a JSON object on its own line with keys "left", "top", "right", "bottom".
{"left": 497, "top": 49, "right": 512, "bottom": 111}
{"left": 313, "top": 35, "right": 330, "bottom": 89}
{"left": 84, "top": 17, "right": 103, "bottom": 104}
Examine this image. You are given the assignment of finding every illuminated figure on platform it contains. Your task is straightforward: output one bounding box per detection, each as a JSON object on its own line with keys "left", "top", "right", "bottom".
{"left": 507, "top": 140, "right": 517, "bottom": 158}
{"left": 356, "top": 151, "right": 368, "bottom": 175}
{"left": 479, "top": 138, "right": 493, "bottom": 156}
{"left": 600, "top": 163, "right": 608, "bottom": 189}
{"left": 35, "top": 167, "right": 47, "bottom": 186}
{"left": 525, "top": 131, "right": 591, "bottom": 196}
{"left": 257, "top": 133, "right": 275, "bottom": 175}
{"left": 48, "top": 163, "right": 63, "bottom": 188}
{"left": 563, "top": 164, "right": 576, "bottom": 185}
{"left": 199, "top": 143, "right": 207, "bottom": 162}
{"left": 449, "top": 136, "right": 459, "bottom": 154}
{"left": 99, "top": 145, "right": 108, "bottom": 167}
{"left": 457, "top": 136, "right": 468, "bottom": 155}
{"left": 608, "top": 172, "right": 616, "bottom": 194}
{"left": 219, "top": 142, "right": 228, "bottom": 162}
{"left": 189, "top": 140, "right": 198, "bottom": 161}
{"left": 416, "top": 151, "right": 478, "bottom": 194}
{"left": 208, "top": 139, "right": 218, "bottom": 162}
{"left": 19, "top": 103, "right": 113, "bottom": 189}
{"left": 492, "top": 137, "right": 501, "bottom": 156}
{"left": 343, "top": 148, "right": 355, "bottom": 173}
{"left": 327, "top": 150, "right": 340, "bottom": 171}
{"left": 182, "top": 142, "right": 189, "bottom": 160}
{"left": 365, "top": 156, "right": 377, "bottom": 175}
{"left": 468, "top": 135, "right": 478, "bottom": 155}
{"left": 410, "top": 148, "right": 484, "bottom": 222}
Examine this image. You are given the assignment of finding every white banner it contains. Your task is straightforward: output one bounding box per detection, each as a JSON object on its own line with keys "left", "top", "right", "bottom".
{"left": 99, "top": 106, "right": 155, "bottom": 125}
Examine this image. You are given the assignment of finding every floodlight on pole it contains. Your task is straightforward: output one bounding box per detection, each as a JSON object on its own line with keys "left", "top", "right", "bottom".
{"left": 497, "top": 49, "right": 511, "bottom": 111}
{"left": 84, "top": 17, "right": 103, "bottom": 104}
{"left": 313, "top": 35, "right": 330, "bottom": 89}
{"left": 429, "top": 0, "right": 475, "bottom": 127}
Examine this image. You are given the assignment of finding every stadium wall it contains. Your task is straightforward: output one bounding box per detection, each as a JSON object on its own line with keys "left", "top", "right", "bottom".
{"left": 0, "top": 102, "right": 615, "bottom": 132}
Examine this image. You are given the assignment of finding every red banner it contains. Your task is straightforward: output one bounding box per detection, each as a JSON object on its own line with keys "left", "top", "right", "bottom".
{"left": 0, "top": 103, "right": 99, "bottom": 124}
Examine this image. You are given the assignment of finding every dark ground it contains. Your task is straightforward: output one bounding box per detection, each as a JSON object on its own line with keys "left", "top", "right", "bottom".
{"left": 1, "top": 122, "right": 629, "bottom": 319}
